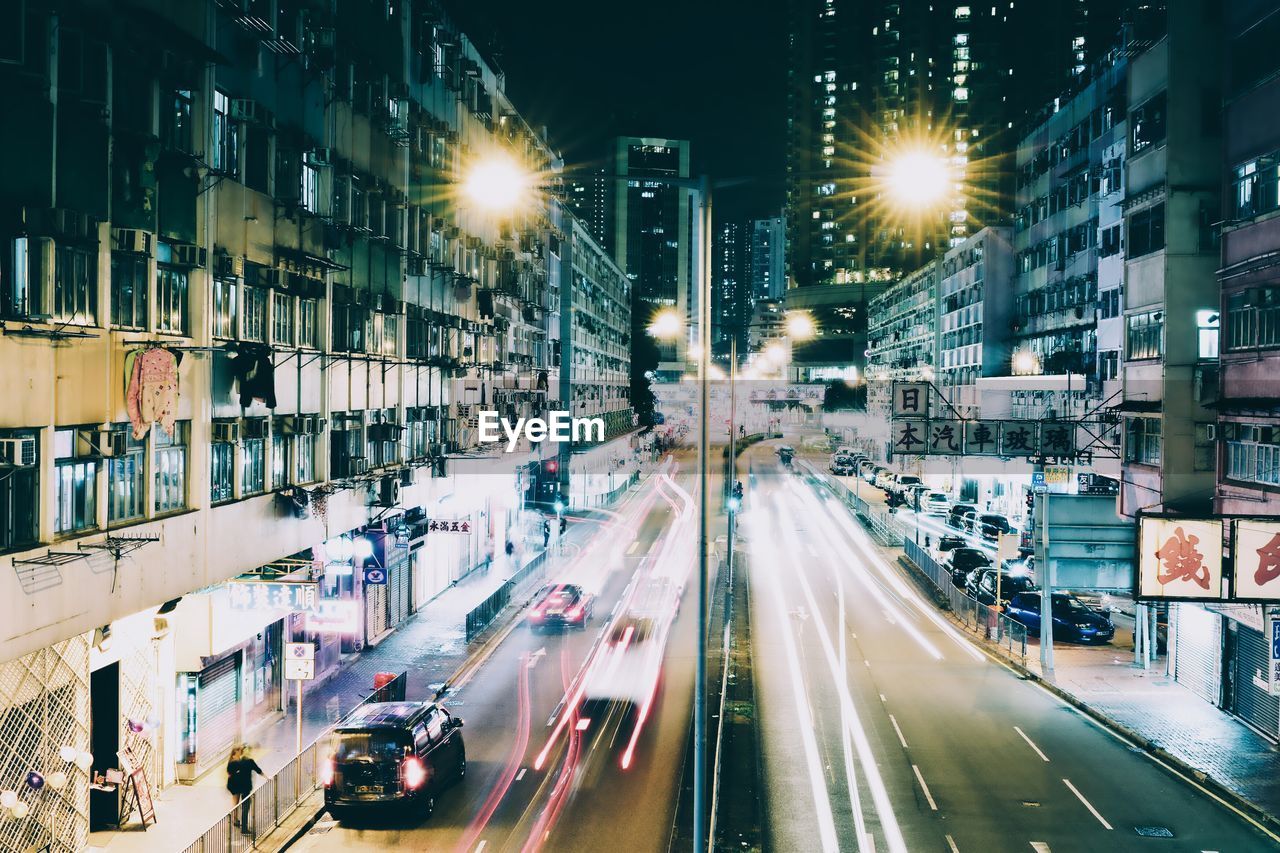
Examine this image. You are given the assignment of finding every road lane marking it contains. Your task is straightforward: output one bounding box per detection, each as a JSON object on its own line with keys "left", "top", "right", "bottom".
{"left": 649, "top": 538, "right": 662, "bottom": 553}
{"left": 946, "top": 836, "right": 960, "bottom": 853}
{"left": 1014, "top": 727, "right": 1050, "bottom": 762}
{"left": 627, "top": 541, "right": 639, "bottom": 555}
{"left": 760, "top": 542, "right": 841, "bottom": 852}
{"left": 864, "top": 659, "right": 871, "bottom": 668}
{"left": 475, "top": 842, "right": 487, "bottom": 852}
{"left": 1030, "top": 844, "right": 1050, "bottom": 852}
{"left": 1062, "top": 778, "right": 1112, "bottom": 830}
{"left": 888, "top": 715, "right": 908, "bottom": 749}
{"left": 879, "top": 693, "right": 886, "bottom": 702}
{"left": 911, "top": 765, "right": 938, "bottom": 811}
{"left": 515, "top": 768, "right": 526, "bottom": 781}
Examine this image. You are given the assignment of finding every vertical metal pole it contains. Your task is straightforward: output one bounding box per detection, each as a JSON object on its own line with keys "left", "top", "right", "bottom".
{"left": 296, "top": 679, "right": 303, "bottom": 756}
{"left": 694, "top": 174, "right": 711, "bottom": 853}
{"left": 1040, "top": 492, "right": 1054, "bottom": 673}
{"left": 1150, "top": 605, "right": 1159, "bottom": 665}
{"left": 1134, "top": 601, "right": 1145, "bottom": 666}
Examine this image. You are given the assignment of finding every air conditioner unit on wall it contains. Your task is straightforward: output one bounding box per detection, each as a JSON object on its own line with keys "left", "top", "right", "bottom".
{"left": 0, "top": 437, "right": 37, "bottom": 467}
{"left": 376, "top": 475, "right": 402, "bottom": 508}
{"left": 113, "top": 228, "right": 153, "bottom": 255}
{"left": 213, "top": 421, "right": 241, "bottom": 443}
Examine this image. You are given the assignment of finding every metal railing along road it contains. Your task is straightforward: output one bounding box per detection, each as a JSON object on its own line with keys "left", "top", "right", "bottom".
{"left": 799, "top": 460, "right": 905, "bottom": 547}
{"left": 464, "top": 549, "right": 549, "bottom": 642}
{"left": 181, "top": 672, "right": 407, "bottom": 853}
{"left": 903, "top": 538, "right": 1028, "bottom": 664}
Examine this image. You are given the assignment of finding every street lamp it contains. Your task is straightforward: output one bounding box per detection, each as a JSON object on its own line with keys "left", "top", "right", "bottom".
{"left": 885, "top": 148, "right": 952, "bottom": 211}
{"left": 461, "top": 153, "right": 531, "bottom": 213}
{"left": 647, "top": 307, "right": 684, "bottom": 341}
{"left": 784, "top": 310, "right": 816, "bottom": 340}
{"left": 1012, "top": 350, "right": 1041, "bottom": 376}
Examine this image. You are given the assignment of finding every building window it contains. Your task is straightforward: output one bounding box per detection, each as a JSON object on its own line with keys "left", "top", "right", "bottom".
{"left": 108, "top": 427, "right": 146, "bottom": 523}
{"left": 330, "top": 413, "right": 366, "bottom": 477}
{"left": 53, "top": 429, "right": 97, "bottom": 535}
{"left": 1099, "top": 349, "right": 1120, "bottom": 381}
{"left": 53, "top": 244, "right": 97, "bottom": 325}
{"left": 1232, "top": 156, "right": 1279, "bottom": 220}
{"left": 1100, "top": 224, "right": 1122, "bottom": 258}
{"left": 241, "top": 431, "right": 266, "bottom": 496}
{"left": 1126, "top": 204, "right": 1165, "bottom": 259}
{"left": 271, "top": 430, "right": 291, "bottom": 489}
{"left": 272, "top": 291, "right": 295, "bottom": 345}
{"left": 210, "top": 438, "right": 234, "bottom": 503}
{"left": 212, "top": 91, "right": 239, "bottom": 177}
{"left": 111, "top": 253, "right": 149, "bottom": 329}
{"left": 1130, "top": 92, "right": 1166, "bottom": 155}
{"left": 1197, "top": 309, "right": 1219, "bottom": 360}
{"left": 212, "top": 277, "right": 238, "bottom": 339}
{"left": 296, "top": 433, "right": 317, "bottom": 484}
{"left": 0, "top": 429, "right": 39, "bottom": 552}
{"left": 367, "top": 409, "right": 401, "bottom": 468}
{"left": 1126, "top": 310, "right": 1164, "bottom": 361}
{"left": 1125, "top": 416, "right": 1162, "bottom": 465}
{"left": 156, "top": 264, "right": 188, "bottom": 334}
{"left": 242, "top": 286, "right": 267, "bottom": 342}
{"left": 1227, "top": 287, "right": 1280, "bottom": 350}
{"left": 299, "top": 298, "right": 319, "bottom": 348}
{"left": 1225, "top": 423, "right": 1280, "bottom": 486}
{"left": 163, "top": 88, "right": 195, "bottom": 154}
{"left": 154, "top": 421, "right": 187, "bottom": 514}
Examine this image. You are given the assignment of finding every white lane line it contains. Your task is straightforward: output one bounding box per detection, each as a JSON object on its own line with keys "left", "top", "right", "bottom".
{"left": 627, "top": 541, "right": 639, "bottom": 555}
{"left": 648, "top": 538, "right": 662, "bottom": 554}
{"left": 911, "top": 765, "right": 938, "bottom": 811}
{"left": 864, "top": 659, "right": 871, "bottom": 668}
{"left": 515, "top": 768, "right": 526, "bottom": 781}
{"left": 946, "top": 835, "right": 961, "bottom": 853}
{"left": 1014, "top": 727, "right": 1050, "bottom": 762}
{"left": 1030, "top": 843, "right": 1051, "bottom": 853}
{"left": 1062, "top": 778, "right": 1112, "bottom": 830}
{"left": 888, "top": 715, "right": 909, "bottom": 749}
{"left": 760, "top": 541, "right": 841, "bottom": 852}
{"left": 879, "top": 693, "right": 887, "bottom": 702}
{"left": 475, "top": 842, "right": 488, "bottom": 852}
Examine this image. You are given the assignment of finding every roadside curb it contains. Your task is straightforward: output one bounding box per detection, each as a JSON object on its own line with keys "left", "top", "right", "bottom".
{"left": 894, "top": 558, "right": 1280, "bottom": 838}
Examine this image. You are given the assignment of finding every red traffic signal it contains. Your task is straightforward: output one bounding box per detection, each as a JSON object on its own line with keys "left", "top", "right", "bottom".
{"left": 545, "top": 459, "right": 558, "bottom": 474}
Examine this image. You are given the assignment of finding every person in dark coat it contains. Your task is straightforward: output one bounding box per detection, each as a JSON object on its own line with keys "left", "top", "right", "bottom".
{"left": 226, "top": 745, "right": 264, "bottom": 831}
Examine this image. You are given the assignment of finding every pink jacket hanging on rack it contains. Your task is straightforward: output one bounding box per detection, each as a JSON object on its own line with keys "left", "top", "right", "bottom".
{"left": 126, "top": 348, "right": 180, "bottom": 438}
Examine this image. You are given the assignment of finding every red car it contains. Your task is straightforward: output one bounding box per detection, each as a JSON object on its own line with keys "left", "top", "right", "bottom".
{"left": 529, "top": 583, "right": 593, "bottom": 631}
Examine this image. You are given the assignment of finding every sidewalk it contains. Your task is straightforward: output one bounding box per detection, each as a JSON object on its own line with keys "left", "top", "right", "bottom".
{"left": 85, "top": 521, "right": 591, "bottom": 853}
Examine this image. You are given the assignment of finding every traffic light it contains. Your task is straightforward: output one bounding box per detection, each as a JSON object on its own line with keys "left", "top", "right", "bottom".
{"left": 554, "top": 496, "right": 566, "bottom": 515}
{"left": 545, "top": 459, "right": 558, "bottom": 475}
{"left": 1026, "top": 491, "right": 1035, "bottom": 511}
{"left": 727, "top": 495, "right": 741, "bottom": 513}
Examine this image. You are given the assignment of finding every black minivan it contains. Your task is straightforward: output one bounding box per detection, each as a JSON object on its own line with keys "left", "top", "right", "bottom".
{"left": 322, "top": 701, "right": 465, "bottom": 820}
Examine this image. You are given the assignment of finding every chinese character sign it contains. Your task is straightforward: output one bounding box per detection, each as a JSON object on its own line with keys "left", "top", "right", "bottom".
{"left": 927, "top": 420, "right": 962, "bottom": 454}
{"left": 892, "top": 382, "right": 929, "bottom": 417}
{"left": 227, "top": 582, "right": 319, "bottom": 613}
{"left": 427, "top": 519, "right": 472, "bottom": 533}
{"left": 1040, "top": 424, "right": 1075, "bottom": 456}
{"left": 1233, "top": 520, "right": 1280, "bottom": 600}
{"left": 999, "top": 421, "right": 1038, "bottom": 456}
{"left": 891, "top": 419, "right": 927, "bottom": 456}
{"left": 1138, "top": 518, "right": 1224, "bottom": 599}
{"left": 963, "top": 421, "right": 1000, "bottom": 456}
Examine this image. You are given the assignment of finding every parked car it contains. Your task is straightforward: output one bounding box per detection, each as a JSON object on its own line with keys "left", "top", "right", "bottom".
{"left": 859, "top": 460, "right": 877, "bottom": 479}
{"left": 947, "top": 504, "right": 978, "bottom": 531}
{"left": 835, "top": 445, "right": 858, "bottom": 457}
{"left": 946, "top": 547, "right": 992, "bottom": 587}
{"left": 894, "top": 475, "right": 922, "bottom": 494}
{"left": 1005, "top": 592, "right": 1116, "bottom": 644}
{"left": 830, "top": 455, "right": 858, "bottom": 475}
{"left": 932, "top": 534, "right": 966, "bottom": 557}
{"left": 323, "top": 701, "right": 466, "bottom": 820}
{"left": 875, "top": 470, "right": 897, "bottom": 490}
{"left": 976, "top": 513, "right": 1015, "bottom": 541}
{"left": 529, "top": 583, "right": 594, "bottom": 631}
{"left": 966, "top": 569, "right": 1038, "bottom": 606}
{"left": 921, "top": 491, "right": 950, "bottom": 515}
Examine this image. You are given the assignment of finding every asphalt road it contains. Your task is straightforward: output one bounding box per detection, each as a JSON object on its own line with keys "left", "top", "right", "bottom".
{"left": 286, "top": 457, "right": 700, "bottom": 853}
{"left": 745, "top": 442, "right": 1280, "bottom": 853}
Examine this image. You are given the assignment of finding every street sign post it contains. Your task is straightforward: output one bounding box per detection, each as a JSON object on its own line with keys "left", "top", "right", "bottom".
{"left": 284, "top": 643, "right": 315, "bottom": 753}
{"left": 1270, "top": 618, "right": 1280, "bottom": 697}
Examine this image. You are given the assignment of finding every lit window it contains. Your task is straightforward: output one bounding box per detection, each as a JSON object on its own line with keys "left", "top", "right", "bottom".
{"left": 953, "top": 87, "right": 969, "bottom": 101}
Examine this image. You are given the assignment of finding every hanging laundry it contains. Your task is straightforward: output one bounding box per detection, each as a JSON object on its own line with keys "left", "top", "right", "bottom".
{"left": 126, "top": 348, "right": 180, "bottom": 439}
{"left": 225, "top": 343, "right": 278, "bottom": 409}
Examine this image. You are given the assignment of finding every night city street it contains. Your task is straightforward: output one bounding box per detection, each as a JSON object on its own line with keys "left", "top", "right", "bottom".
{"left": 8, "top": 1, "right": 1280, "bottom": 852}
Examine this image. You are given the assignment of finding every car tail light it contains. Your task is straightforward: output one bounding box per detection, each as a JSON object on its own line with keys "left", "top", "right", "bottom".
{"left": 320, "top": 759, "right": 335, "bottom": 787}
{"left": 403, "top": 756, "right": 427, "bottom": 790}
{"left": 567, "top": 605, "right": 584, "bottom": 620}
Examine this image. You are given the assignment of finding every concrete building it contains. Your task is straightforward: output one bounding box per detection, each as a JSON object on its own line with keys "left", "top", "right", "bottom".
{"left": 565, "top": 166, "right": 608, "bottom": 249}
{"left": 937, "top": 227, "right": 1015, "bottom": 415}
{"left": 865, "top": 259, "right": 944, "bottom": 422}
{"left": 1118, "top": 1, "right": 1222, "bottom": 518}
{"left": 751, "top": 216, "right": 785, "bottom": 301}
{"left": 713, "top": 220, "right": 751, "bottom": 360}
{"left": 0, "top": 3, "right": 616, "bottom": 849}
{"left": 1215, "top": 2, "right": 1280, "bottom": 518}
{"left": 605, "top": 137, "right": 693, "bottom": 373}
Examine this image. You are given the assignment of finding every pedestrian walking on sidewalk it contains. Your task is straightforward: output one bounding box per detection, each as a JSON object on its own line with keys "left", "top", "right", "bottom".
{"left": 542, "top": 519, "right": 550, "bottom": 549}
{"left": 226, "top": 745, "right": 264, "bottom": 832}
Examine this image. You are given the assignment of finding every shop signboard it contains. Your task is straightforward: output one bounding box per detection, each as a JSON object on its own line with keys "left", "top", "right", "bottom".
{"left": 1232, "top": 520, "right": 1280, "bottom": 601}
{"left": 305, "top": 599, "right": 360, "bottom": 634}
{"left": 1136, "top": 517, "right": 1225, "bottom": 600}
{"left": 227, "top": 581, "right": 319, "bottom": 613}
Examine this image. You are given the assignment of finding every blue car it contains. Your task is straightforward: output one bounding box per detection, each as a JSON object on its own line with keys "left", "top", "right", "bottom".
{"left": 1005, "top": 592, "right": 1115, "bottom": 645}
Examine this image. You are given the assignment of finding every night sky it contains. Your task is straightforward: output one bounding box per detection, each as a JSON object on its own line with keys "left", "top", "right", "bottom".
{"left": 447, "top": 0, "right": 789, "bottom": 223}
